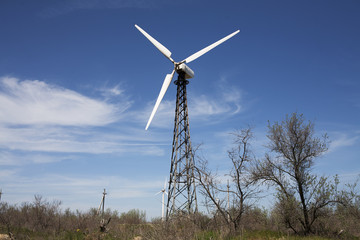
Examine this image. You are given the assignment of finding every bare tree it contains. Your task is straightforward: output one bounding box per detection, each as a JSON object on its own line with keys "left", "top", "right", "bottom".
{"left": 335, "top": 176, "right": 360, "bottom": 218}
{"left": 252, "top": 113, "right": 340, "bottom": 235}
{"left": 195, "top": 127, "right": 260, "bottom": 232}
{"left": 0, "top": 202, "right": 17, "bottom": 237}
{"left": 31, "top": 195, "right": 62, "bottom": 231}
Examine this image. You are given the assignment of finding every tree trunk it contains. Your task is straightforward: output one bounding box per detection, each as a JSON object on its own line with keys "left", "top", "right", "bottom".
{"left": 297, "top": 177, "right": 311, "bottom": 234}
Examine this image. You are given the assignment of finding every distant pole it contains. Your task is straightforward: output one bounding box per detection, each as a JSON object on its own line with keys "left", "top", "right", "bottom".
{"left": 227, "top": 180, "right": 230, "bottom": 222}
{"left": 98, "top": 188, "right": 107, "bottom": 216}
{"left": 102, "top": 189, "right": 106, "bottom": 217}
{"left": 0, "top": 189, "right": 2, "bottom": 201}
{"left": 161, "top": 189, "right": 165, "bottom": 221}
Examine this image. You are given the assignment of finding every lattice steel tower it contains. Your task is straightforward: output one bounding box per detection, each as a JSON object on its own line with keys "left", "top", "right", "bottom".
{"left": 166, "top": 71, "right": 198, "bottom": 219}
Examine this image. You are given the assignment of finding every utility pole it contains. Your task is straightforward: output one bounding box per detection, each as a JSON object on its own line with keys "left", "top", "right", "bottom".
{"left": 98, "top": 188, "right": 107, "bottom": 217}
{"left": 98, "top": 189, "right": 111, "bottom": 232}
{"left": 227, "top": 180, "right": 230, "bottom": 222}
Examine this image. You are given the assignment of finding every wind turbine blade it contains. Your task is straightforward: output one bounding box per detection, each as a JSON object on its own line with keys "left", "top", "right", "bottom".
{"left": 183, "top": 30, "right": 240, "bottom": 64}
{"left": 135, "top": 24, "right": 174, "bottom": 62}
{"left": 155, "top": 191, "right": 162, "bottom": 195}
{"left": 164, "top": 191, "right": 168, "bottom": 196}
{"left": 145, "top": 70, "right": 175, "bottom": 130}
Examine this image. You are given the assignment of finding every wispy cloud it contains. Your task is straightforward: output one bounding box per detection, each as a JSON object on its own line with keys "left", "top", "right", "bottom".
{"left": 0, "top": 76, "right": 243, "bottom": 159}
{"left": 0, "top": 169, "right": 17, "bottom": 179}
{"left": 189, "top": 77, "right": 242, "bottom": 119}
{"left": 139, "top": 78, "right": 243, "bottom": 129}
{"left": 0, "top": 76, "right": 167, "bottom": 157}
{"left": 190, "top": 95, "right": 229, "bottom": 116}
{"left": 328, "top": 132, "right": 359, "bottom": 153}
{"left": 2, "top": 172, "right": 164, "bottom": 212}
{"left": 189, "top": 93, "right": 240, "bottom": 118}
{"left": 0, "top": 151, "right": 74, "bottom": 166}
{"left": 137, "top": 100, "right": 175, "bottom": 129}
{"left": 338, "top": 172, "right": 360, "bottom": 182}
{"left": 0, "top": 124, "right": 167, "bottom": 155}
{"left": 0, "top": 77, "right": 128, "bottom": 126}
{"left": 101, "top": 84, "right": 124, "bottom": 97}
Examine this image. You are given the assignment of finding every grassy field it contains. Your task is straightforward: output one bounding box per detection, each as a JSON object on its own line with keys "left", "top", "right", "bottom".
{"left": 1, "top": 199, "right": 359, "bottom": 240}
{"left": 1, "top": 227, "right": 353, "bottom": 240}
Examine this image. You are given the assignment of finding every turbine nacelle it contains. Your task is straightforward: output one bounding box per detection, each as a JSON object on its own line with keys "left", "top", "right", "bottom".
{"left": 176, "top": 63, "right": 194, "bottom": 79}
{"left": 135, "top": 24, "right": 240, "bottom": 130}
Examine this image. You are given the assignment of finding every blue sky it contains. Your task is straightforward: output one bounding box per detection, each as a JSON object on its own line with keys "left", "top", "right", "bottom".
{"left": 0, "top": 0, "right": 359, "bottom": 219}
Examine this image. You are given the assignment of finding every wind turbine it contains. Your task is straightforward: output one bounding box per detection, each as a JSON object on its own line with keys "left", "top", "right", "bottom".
{"left": 135, "top": 24, "right": 240, "bottom": 219}
{"left": 155, "top": 178, "right": 168, "bottom": 221}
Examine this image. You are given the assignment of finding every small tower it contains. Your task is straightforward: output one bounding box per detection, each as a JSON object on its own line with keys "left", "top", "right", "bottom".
{"left": 98, "top": 188, "right": 107, "bottom": 216}
{"left": 227, "top": 180, "right": 230, "bottom": 222}
{"left": 98, "top": 189, "right": 111, "bottom": 232}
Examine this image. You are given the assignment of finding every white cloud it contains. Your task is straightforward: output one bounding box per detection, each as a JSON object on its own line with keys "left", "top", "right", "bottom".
{"left": 0, "top": 75, "right": 242, "bottom": 161}
{"left": 0, "top": 125, "right": 167, "bottom": 154}
{"left": 0, "top": 77, "right": 169, "bottom": 156}
{"left": 0, "top": 169, "right": 17, "bottom": 178}
{"left": 218, "top": 77, "right": 242, "bottom": 114}
{"left": 190, "top": 95, "right": 228, "bottom": 116}
{"left": 100, "top": 83, "right": 126, "bottom": 99}
{"left": 189, "top": 77, "right": 242, "bottom": 118}
{"left": 338, "top": 172, "right": 360, "bottom": 182}
{"left": 0, "top": 77, "right": 128, "bottom": 126}
{"left": 1, "top": 173, "right": 164, "bottom": 214}
{"left": 328, "top": 132, "right": 359, "bottom": 153}
{"left": 141, "top": 100, "right": 175, "bottom": 129}
{"left": 0, "top": 151, "right": 73, "bottom": 166}
{"left": 140, "top": 78, "right": 243, "bottom": 129}
{"left": 2, "top": 173, "right": 161, "bottom": 197}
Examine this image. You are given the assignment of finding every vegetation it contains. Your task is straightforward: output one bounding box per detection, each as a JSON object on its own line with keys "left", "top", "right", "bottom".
{"left": 194, "top": 127, "right": 260, "bottom": 233}
{"left": 0, "top": 199, "right": 359, "bottom": 239}
{"left": 252, "top": 113, "right": 340, "bottom": 234}
{"left": 1, "top": 113, "right": 359, "bottom": 239}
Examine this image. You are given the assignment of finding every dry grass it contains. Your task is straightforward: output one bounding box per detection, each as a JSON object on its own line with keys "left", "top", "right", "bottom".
{"left": 0, "top": 234, "right": 10, "bottom": 240}
{"left": 1, "top": 197, "right": 359, "bottom": 240}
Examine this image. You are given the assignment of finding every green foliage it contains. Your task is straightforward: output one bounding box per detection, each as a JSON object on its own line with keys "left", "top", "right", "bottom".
{"left": 62, "top": 230, "right": 86, "bottom": 240}
{"left": 252, "top": 113, "right": 343, "bottom": 234}
{"left": 1, "top": 197, "right": 360, "bottom": 239}
{"left": 195, "top": 230, "right": 220, "bottom": 240}
{"left": 119, "top": 209, "right": 146, "bottom": 224}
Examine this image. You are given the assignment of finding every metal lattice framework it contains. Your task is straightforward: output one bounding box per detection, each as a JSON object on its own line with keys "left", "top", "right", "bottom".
{"left": 166, "top": 71, "right": 198, "bottom": 219}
